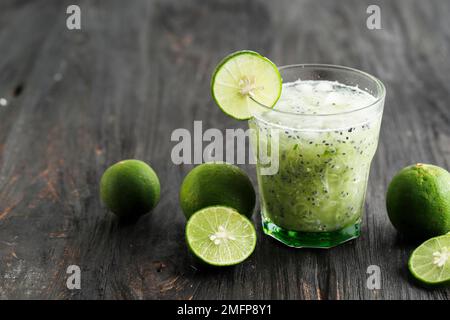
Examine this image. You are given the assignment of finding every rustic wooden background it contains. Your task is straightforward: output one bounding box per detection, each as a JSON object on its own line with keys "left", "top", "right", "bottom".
{"left": 0, "top": 0, "right": 449, "bottom": 300}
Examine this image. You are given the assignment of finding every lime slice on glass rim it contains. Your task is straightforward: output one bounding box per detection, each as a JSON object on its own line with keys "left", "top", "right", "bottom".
{"left": 408, "top": 233, "right": 450, "bottom": 287}
{"left": 186, "top": 206, "right": 257, "bottom": 266}
{"left": 211, "top": 50, "right": 282, "bottom": 120}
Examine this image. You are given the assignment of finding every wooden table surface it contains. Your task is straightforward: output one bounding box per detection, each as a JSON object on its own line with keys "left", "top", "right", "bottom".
{"left": 0, "top": 0, "right": 449, "bottom": 300}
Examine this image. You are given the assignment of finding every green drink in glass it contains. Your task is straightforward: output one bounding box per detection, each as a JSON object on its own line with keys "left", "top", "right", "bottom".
{"left": 249, "top": 64, "right": 386, "bottom": 248}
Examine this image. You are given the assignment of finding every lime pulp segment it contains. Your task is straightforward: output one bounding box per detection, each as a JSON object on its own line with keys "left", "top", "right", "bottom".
{"left": 186, "top": 206, "right": 257, "bottom": 266}
{"left": 211, "top": 50, "right": 282, "bottom": 120}
{"left": 408, "top": 234, "right": 450, "bottom": 286}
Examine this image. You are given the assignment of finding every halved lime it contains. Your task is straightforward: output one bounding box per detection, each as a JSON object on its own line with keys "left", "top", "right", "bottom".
{"left": 186, "top": 206, "right": 257, "bottom": 266}
{"left": 408, "top": 234, "right": 450, "bottom": 287}
{"left": 211, "top": 50, "right": 282, "bottom": 120}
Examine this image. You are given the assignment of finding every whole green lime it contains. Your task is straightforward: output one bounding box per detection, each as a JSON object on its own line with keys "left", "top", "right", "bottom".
{"left": 100, "top": 159, "right": 160, "bottom": 219}
{"left": 179, "top": 162, "right": 255, "bottom": 219}
{"left": 386, "top": 163, "right": 450, "bottom": 239}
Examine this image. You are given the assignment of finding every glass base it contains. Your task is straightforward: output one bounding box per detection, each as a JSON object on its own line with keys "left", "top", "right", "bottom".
{"left": 262, "top": 217, "right": 360, "bottom": 249}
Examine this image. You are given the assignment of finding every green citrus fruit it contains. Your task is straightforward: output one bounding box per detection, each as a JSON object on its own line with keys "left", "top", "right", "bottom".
{"left": 100, "top": 159, "right": 160, "bottom": 219}
{"left": 186, "top": 206, "right": 257, "bottom": 266}
{"left": 408, "top": 234, "right": 450, "bottom": 287}
{"left": 211, "top": 50, "right": 282, "bottom": 120}
{"left": 386, "top": 163, "right": 450, "bottom": 239}
{"left": 179, "top": 162, "right": 255, "bottom": 219}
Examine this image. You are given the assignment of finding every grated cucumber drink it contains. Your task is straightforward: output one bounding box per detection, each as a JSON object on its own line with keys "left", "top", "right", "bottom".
{"left": 248, "top": 65, "right": 385, "bottom": 248}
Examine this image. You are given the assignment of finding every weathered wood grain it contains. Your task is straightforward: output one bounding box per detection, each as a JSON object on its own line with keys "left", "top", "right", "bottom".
{"left": 0, "top": 0, "right": 449, "bottom": 299}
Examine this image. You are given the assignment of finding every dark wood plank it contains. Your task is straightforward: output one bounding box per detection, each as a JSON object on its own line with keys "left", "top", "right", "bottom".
{"left": 0, "top": 0, "right": 449, "bottom": 299}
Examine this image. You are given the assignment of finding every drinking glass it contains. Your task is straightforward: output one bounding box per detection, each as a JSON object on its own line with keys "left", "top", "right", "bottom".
{"left": 248, "top": 64, "right": 386, "bottom": 248}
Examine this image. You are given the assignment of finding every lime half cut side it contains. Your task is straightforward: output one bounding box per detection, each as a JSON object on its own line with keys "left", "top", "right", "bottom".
{"left": 211, "top": 50, "right": 282, "bottom": 120}
{"left": 408, "top": 234, "right": 450, "bottom": 287}
{"left": 186, "top": 206, "right": 257, "bottom": 266}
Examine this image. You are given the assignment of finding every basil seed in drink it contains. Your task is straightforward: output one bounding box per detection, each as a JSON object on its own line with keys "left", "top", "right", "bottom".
{"left": 249, "top": 65, "right": 385, "bottom": 248}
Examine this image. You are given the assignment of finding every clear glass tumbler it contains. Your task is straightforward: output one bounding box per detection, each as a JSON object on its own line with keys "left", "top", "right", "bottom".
{"left": 248, "top": 64, "right": 386, "bottom": 248}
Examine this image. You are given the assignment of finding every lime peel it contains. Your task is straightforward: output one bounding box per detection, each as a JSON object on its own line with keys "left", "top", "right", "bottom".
{"left": 179, "top": 162, "right": 256, "bottom": 219}
{"left": 100, "top": 159, "right": 160, "bottom": 219}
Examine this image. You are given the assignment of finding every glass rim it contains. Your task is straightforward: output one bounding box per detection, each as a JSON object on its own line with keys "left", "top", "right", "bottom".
{"left": 249, "top": 63, "right": 386, "bottom": 117}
